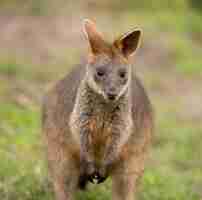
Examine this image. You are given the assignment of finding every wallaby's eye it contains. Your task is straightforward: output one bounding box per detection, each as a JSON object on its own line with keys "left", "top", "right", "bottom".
{"left": 96, "top": 69, "right": 105, "bottom": 77}
{"left": 119, "top": 70, "right": 127, "bottom": 79}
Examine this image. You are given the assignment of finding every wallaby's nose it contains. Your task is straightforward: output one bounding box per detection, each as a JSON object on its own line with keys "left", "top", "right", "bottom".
{"left": 107, "top": 86, "right": 117, "bottom": 100}
{"left": 107, "top": 92, "right": 116, "bottom": 101}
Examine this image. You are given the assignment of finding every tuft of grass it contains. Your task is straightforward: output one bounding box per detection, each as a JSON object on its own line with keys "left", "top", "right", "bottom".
{"left": 0, "top": 60, "right": 34, "bottom": 78}
{"left": 76, "top": 181, "right": 111, "bottom": 200}
{"left": 0, "top": 62, "right": 19, "bottom": 76}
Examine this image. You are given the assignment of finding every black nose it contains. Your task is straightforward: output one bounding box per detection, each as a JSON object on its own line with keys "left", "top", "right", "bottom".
{"left": 107, "top": 93, "right": 116, "bottom": 101}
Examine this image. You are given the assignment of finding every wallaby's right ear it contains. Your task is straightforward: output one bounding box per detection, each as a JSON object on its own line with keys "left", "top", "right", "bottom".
{"left": 83, "top": 19, "right": 109, "bottom": 55}
{"left": 113, "top": 29, "right": 142, "bottom": 58}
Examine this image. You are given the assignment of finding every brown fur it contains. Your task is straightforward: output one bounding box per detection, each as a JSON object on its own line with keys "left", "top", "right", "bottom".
{"left": 42, "top": 19, "right": 153, "bottom": 200}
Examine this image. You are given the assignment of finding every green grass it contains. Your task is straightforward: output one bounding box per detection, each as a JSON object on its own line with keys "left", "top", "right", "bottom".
{"left": 0, "top": 100, "right": 201, "bottom": 200}
{"left": 0, "top": 61, "right": 21, "bottom": 76}
{"left": 124, "top": 10, "right": 202, "bottom": 76}
{"left": 0, "top": 60, "right": 37, "bottom": 79}
{"left": 0, "top": 103, "right": 51, "bottom": 200}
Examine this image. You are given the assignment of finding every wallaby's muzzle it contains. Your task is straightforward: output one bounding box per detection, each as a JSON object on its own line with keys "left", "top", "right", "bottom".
{"left": 107, "top": 92, "right": 117, "bottom": 101}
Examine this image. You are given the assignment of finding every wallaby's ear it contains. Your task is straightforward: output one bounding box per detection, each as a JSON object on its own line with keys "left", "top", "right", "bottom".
{"left": 113, "top": 29, "right": 142, "bottom": 58}
{"left": 83, "top": 19, "right": 109, "bottom": 55}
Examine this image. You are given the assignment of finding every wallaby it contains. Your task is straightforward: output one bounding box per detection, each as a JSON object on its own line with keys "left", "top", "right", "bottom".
{"left": 42, "top": 19, "right": 153, "bottom": 200}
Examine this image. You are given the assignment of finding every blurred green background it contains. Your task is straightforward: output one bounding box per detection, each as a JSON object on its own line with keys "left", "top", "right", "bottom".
{"left": 0, "top": 0, "right": 202, "bottom": 200}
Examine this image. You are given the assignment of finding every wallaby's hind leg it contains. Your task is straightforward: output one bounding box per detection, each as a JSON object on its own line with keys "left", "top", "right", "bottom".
{"left": 44, "top": 127, "right": 79, "bottom": 200}
{"left": 112, "top": 172, "right": 138, "bottom": 200}
{"left": 48, "top": 149, "right": 79, "bottom": 200}
{"left": 47, "top": 147, "right": 80, "bottom": 200}
{"left": 52, "top": 166, "right": 79, "bottom": 200}
{"left": 111, "top": 157, "right": 144, "bottom": 200}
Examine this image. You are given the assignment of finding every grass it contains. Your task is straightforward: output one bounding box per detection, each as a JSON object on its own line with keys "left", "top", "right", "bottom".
{"left": 0, "top": 96, "right": 201, "bottom": 196}
{"left": 123, "top": 10, "right": 202, "bottom": 76}
{"left": 0, "top": 96, "right": 201, "bottom": 200}
{"left": 0, "top": 103, "right": 51, "bottom": 200}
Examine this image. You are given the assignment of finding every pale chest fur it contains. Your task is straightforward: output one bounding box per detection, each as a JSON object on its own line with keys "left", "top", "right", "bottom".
{"left": 69, "top": 81, "right": 134, "bottom": 161}
{"left": 69, "top": 101, "right": 133, "bottom": 158}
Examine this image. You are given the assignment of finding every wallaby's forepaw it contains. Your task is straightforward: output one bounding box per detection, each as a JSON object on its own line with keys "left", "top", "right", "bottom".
{"left": 80, "top": 156, "right": 111, "bottom": 185}
{"left": 89, "top": 162, "right": 110, "bottom": 184}
{"left": 80, "top": 159, "right": 95, "bottom": 176}
{"left": 89, "top": 171, "right": 107, "bottom": 184}
{"left": 98, "top": 161, "right": 110, "bottom": 180}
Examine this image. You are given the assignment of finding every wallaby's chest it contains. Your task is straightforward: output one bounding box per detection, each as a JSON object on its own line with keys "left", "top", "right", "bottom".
{"left": 70, "top": 103, "right": 116, "bottom": 143}
{"left": 86, "top": 110, "right": 115, "bottom": 159}
{"left": 88, "top": 107, "right": 113, "bottom": 140}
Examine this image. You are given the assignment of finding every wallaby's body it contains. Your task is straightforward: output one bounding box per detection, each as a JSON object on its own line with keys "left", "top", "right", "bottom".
{"left": 42, "top": 20, "right": 153, "bottom": 200}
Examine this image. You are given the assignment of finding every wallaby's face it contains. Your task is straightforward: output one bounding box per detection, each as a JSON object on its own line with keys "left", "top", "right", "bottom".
{"left": 86, "top": 54, "right": 131, "bottom": 101}
{"left": 83, "top": 20, "right": 142, "bottom": 102}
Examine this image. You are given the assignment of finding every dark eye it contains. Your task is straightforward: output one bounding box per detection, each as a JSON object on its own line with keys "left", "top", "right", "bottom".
{"left": 119, "top": 71, "right": 126, "bottom": 78}
{"left": 97, "top": 69, "right": 105, "bottom": 77}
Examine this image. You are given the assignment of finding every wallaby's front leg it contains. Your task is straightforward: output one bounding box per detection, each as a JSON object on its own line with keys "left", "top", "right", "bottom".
{"left": 102, "top": 127, "right": 121, "bottom": 172}
{"left": 101, "top": 121, "right": 131, "bottom": 177}
{"left": 80, "top": 125, "right": 96, "bottom": 179}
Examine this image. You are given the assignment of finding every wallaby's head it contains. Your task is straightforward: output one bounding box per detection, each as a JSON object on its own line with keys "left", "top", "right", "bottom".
{"left": 83, "top": 19, "right": 142, "bottom": 102}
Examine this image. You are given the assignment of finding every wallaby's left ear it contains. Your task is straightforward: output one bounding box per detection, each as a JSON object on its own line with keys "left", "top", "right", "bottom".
{"left": 113, "top": 29, "right": 142, "bottom": 58}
